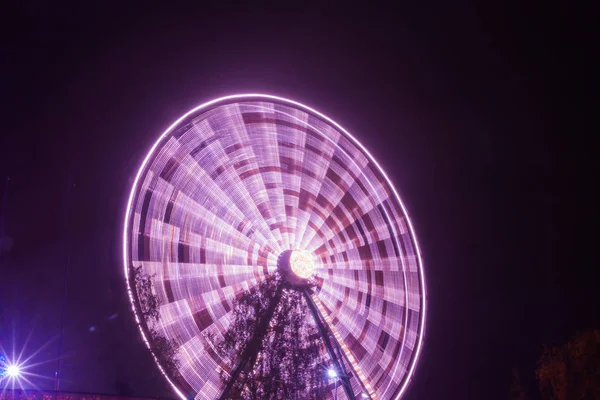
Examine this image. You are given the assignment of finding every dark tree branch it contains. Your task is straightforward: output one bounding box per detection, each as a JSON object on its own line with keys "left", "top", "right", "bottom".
{"left": 215, "top": 276, "right": 327, "bottom": 400}
{"left": 218, "top": 282, "right": 283, "bottom": 400}
{"left": 129, "top": 265, "right": 180, "bottom": 378}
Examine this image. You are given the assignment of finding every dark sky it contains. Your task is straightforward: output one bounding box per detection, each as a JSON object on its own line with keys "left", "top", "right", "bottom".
{"left": 0, "top": 2, "right": 597, "bottom": 399}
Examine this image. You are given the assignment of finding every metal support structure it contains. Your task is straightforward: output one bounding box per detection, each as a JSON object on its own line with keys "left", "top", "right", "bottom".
{"left": 302, "top": 289, "right": 356, "bottom": 400}
{"left": 218, "top": 283, "right": 283, "bottom": 400}
{"left": 329, "top": 325, "right": 374, "bottom": 399}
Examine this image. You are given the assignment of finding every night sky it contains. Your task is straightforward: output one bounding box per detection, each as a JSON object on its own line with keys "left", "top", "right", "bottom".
{"left": 1, "top": 2, "right": 597, "bottom": 399}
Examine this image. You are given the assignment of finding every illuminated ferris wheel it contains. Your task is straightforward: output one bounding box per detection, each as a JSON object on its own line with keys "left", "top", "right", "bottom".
{"left": 123, "top": 94, "right": 426, "bottom": 400}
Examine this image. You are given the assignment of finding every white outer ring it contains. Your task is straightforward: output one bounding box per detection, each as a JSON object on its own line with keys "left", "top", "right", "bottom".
{"left": 122, "top": 94, "right": 427, "bottom": 400}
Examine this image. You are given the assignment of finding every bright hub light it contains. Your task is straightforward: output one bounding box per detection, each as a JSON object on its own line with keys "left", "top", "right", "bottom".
{"left": 290, "top": 249, "right": 316, "bottom": 279}
{"left": 327, "top": 368, "right": 337, "bottom": 378}
{"left": 6, "top": 365, "right": 20, "bottom": 377}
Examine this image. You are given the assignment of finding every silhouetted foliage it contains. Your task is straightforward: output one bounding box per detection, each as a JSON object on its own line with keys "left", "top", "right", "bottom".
{"left": 509, "top": 368, "right": 530, "bottom": 400}
{"left": 129, "top": 265, "right": 181, "bottom": 378}
{"left": 217, "top": 276, "right": 279, "bottom": 373}
{"left": 149, "top": 328, "right": 181, "bottom": 378}
{"left": 536, "top": 330, "right": 600, "bottom": 400}
{"left": 216, "top": 275, "right": 327, "bottom": 400}
{"left": 130, "top": 265, "right": 160, "bottom": 323}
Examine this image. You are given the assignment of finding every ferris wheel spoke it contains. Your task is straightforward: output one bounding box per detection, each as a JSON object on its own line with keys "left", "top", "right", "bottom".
{"left": 270, "top": 102, "right": 313, "bottom": 249}
{"left": 313, "top": 237, "right": 404, "bottom": 270}
{"left": 316, "top": 279, "right": 410, "bottom": 328}
{"left": 177, "top": 270, "right": 270, "bottom": 298}
{"left": 240, "top": 102, "right": 297, "bottom": 249}
{"left": 314, "top": 256, "right": 406, "bottom": 274}
{"left": 287, "top": 115, "right": 340, "bottom": 250}
{"left": 157, "top": 234, "right": 272, "bottom": 266}
{"left": 149, "top": 135, "right": 276, "bottom": 248}
{"left": 246, "top": 101, "right": 331, "bottom": 251}
{"left": 206, "top": 172, "right": 283, "bottom": 255}
{"left": 241, "top": 104, "right": 318, "bottom": 251}
{"left": 210, "top": 104, "right": 286, "bottom": 250}
{"left": 305, "top": 197, "right": 400, "bottom": 258}
{"left": 184, "top": 132, "right": 283, "bottom": 254}
{"left": 297, "top": 132, "right": 373, "bottom": 250}
{"left": 300, "top": 156, "right": 404, "bottom": 258}
{"left": 140, "top": 175, "right": 274, "bottom": 254}
{"left": 303, "top": 193, "right": 400, "bottom": 260}
{"left": 316, "top": 269, "right": 407, "bottom": 303}
{"left": 142, "top": 263, "right": 272, "bottom": 301}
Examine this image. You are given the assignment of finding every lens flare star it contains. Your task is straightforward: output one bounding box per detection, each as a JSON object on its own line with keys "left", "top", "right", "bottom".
{"left": 1, "top": 355, "right": 24, "bottom": 390}
{"left": 5, "top": 364, "right": 20, "bottom": 378}
{"left": 0, "top": 321, "right": 61, "bottom": 393}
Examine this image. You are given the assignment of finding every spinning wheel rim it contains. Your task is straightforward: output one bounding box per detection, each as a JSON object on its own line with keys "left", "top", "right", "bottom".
{"left": 123, "top": 94, "right": 426, "bottom": 400}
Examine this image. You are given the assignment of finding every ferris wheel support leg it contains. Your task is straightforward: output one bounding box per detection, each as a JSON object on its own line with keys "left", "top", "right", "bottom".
{"left": 302, "top": 289, "right": 356, "bottom": 400}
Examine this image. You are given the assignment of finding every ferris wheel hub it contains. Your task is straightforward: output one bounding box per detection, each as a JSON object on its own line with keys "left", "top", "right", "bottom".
{"left": 277, "top": 249, "right": 316, "bottom": 287}
{"left": 289, "top": 249, "right": 316, "bottom": 279}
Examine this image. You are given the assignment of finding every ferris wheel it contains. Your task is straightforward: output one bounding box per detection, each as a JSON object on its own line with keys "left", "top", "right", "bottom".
{"left": 123, "top": 94, "right": 426, "bottom": 400}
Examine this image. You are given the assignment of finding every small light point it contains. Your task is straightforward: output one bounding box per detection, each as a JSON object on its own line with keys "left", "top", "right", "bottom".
{"left": 6, "top": 364, "right": 20, "bottom": 377}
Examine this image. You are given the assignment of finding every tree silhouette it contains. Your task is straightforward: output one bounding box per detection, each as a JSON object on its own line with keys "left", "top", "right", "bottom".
{"left": 129, "top": 265, "right": 180, "bottom": 378}
{"left": 536, "top": 330, "right": 600, "bottom": 400}
{"left": 509, "top": 368, "right": 530, "bottom": 400}
{"left": 215, "top": 274, "right": 327, "bottom": 400}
